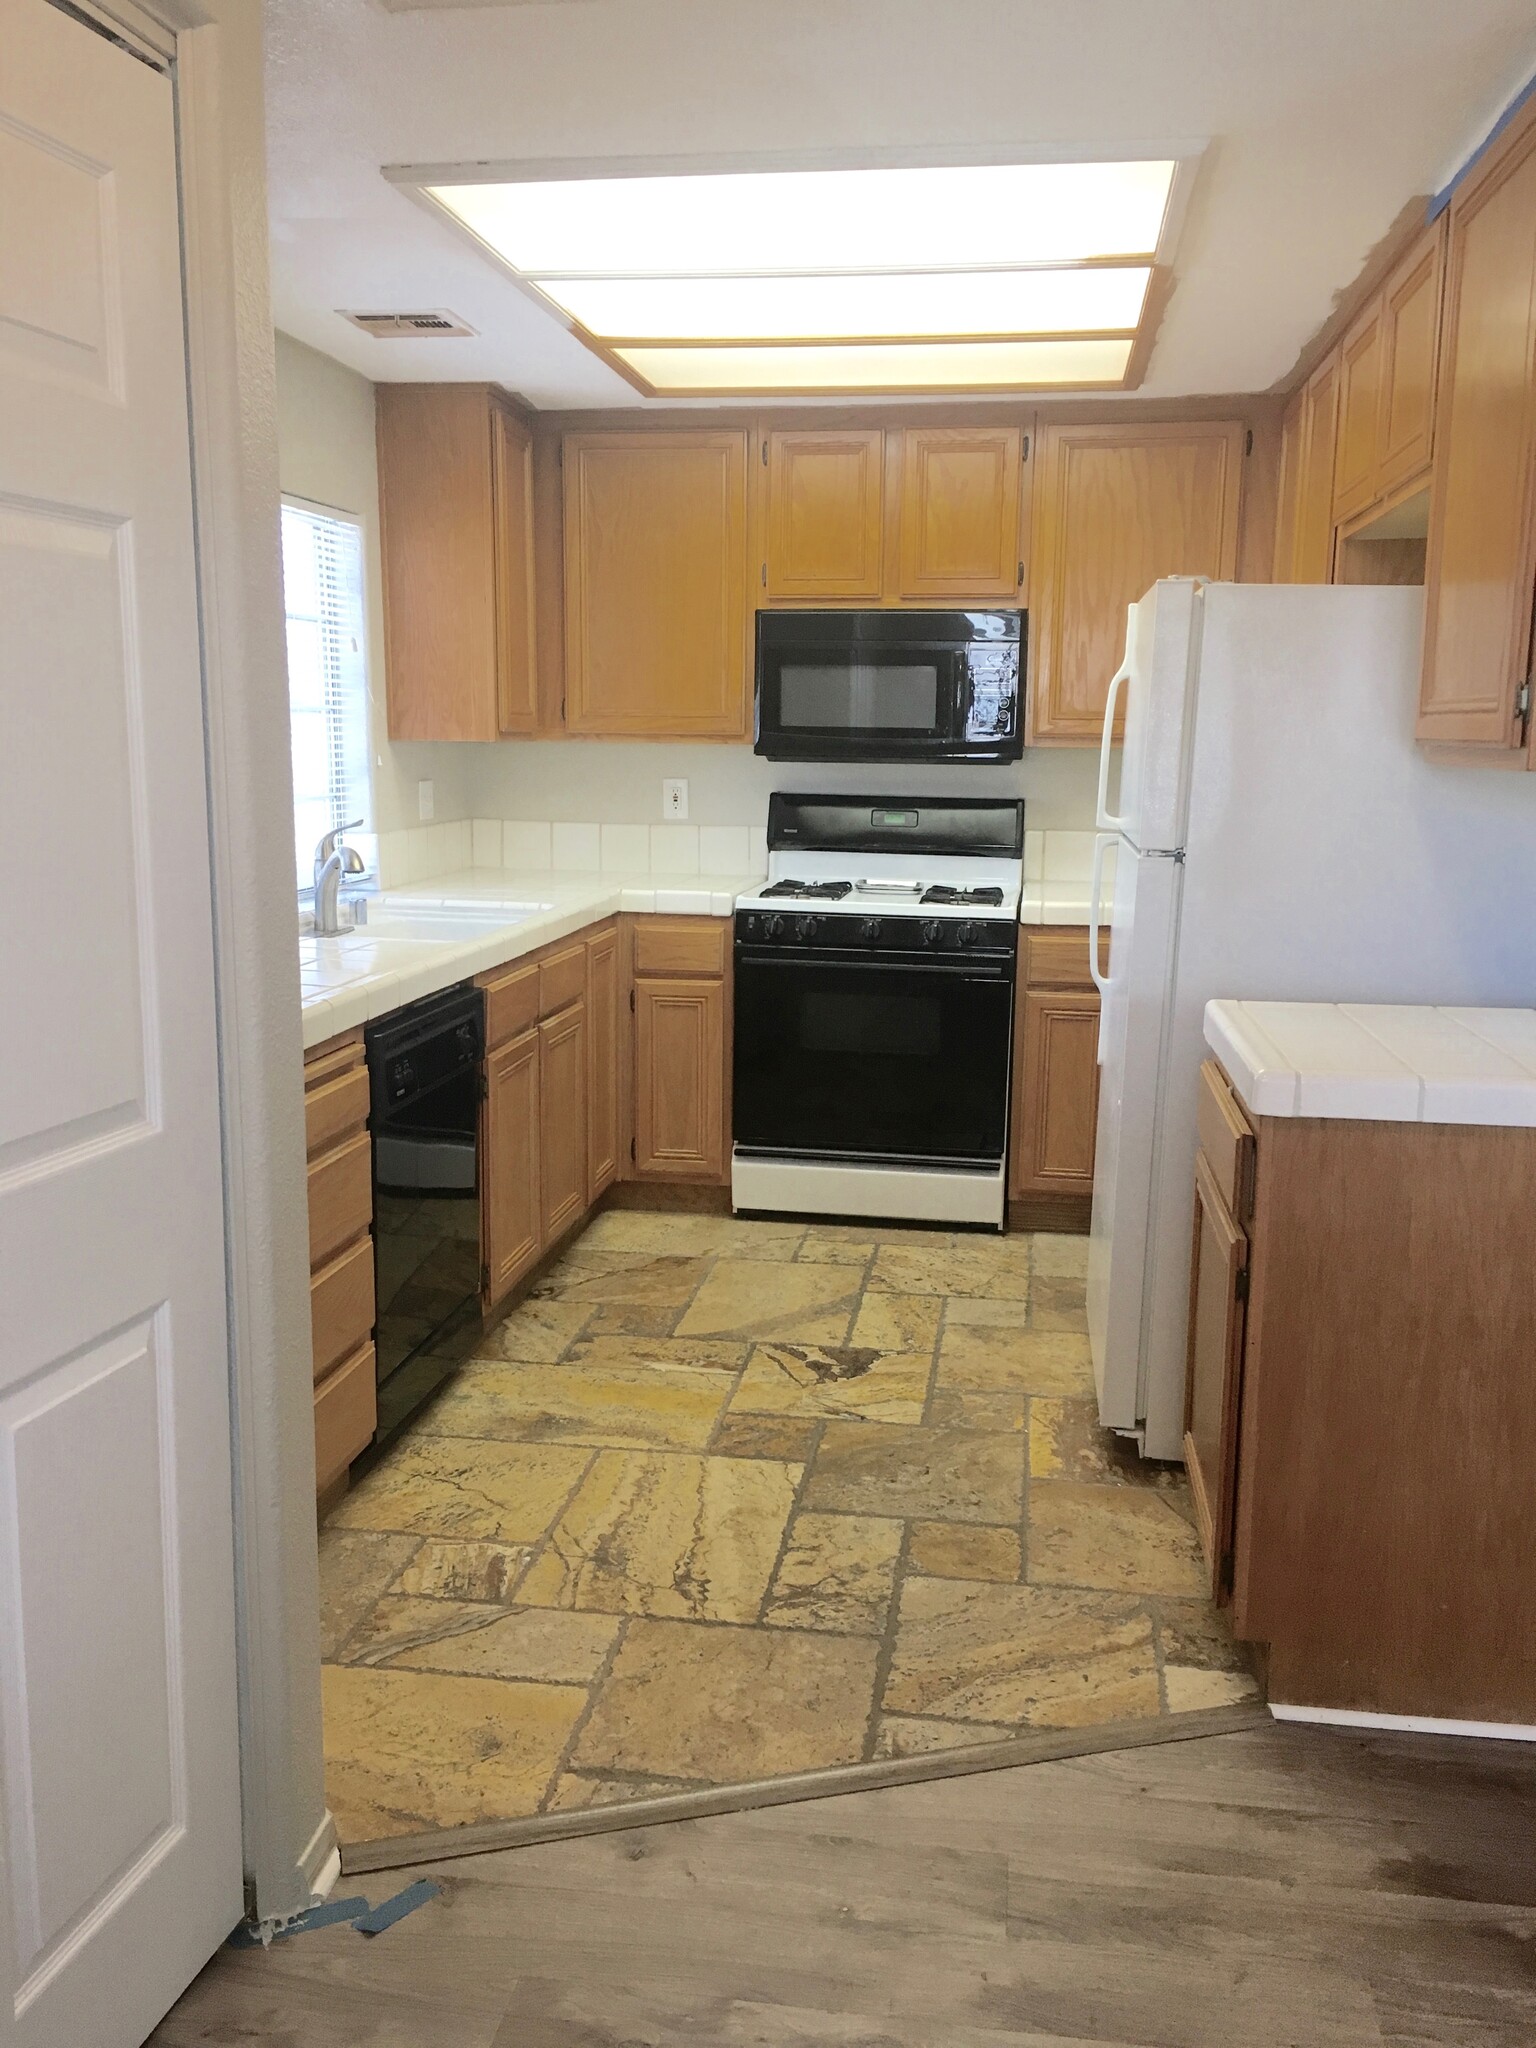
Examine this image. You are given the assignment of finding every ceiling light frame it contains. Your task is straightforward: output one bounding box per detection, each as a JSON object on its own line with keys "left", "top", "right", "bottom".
{"left": 387, "top": 144, "right": 1200, "bottom": 398}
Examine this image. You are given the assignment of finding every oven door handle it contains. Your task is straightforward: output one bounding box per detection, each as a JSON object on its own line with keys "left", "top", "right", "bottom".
{"left": 735, "top": 951, "right": 1013, "bottom": 982}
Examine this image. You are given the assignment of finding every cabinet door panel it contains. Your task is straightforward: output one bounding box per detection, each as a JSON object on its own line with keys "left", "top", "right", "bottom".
{"left": 586, "top": 926, "right": 620, "bottom": 1199}
{"left": 1331, "top": 304, "right": 1384, "bottom": 525}
{"left": 1378, "top": 221, "right": 1445, "bottom": 498}
{"left": 1027, "top": 421, "right": 1244, "bottom": 742}
{"left": 634, "top": 976, "right": 724, "bottom": 1180}
{"left": 764, "top": 429, "right": 884, "bottom": 599}
{"left": 493, "top": 402, "right": 538, "bottom": 734}
{"left": 1291, "top": 357, "right": 1340, "bottom": 584}
{"left": 540, "top": 1001, "right": 588, "bottom": 1242}
{"left": 1010, "top": 988, "right": 1101, "bottom": 1198}
{"left": 894, "top": 426, "right": 1022, "bottom": 598}
{"left": 1184, "top": 1151, "right": 1248, "bottom": 1603}
{"left": 1419, "top": 126, "right": 1536, "bottom": 749}
{"left": 314, "top": 1342, "right": 378, "bottom": 1493}
{"left": 484, "top": 1028, "right": 540, "bottom": 1304}
{"left": 563, "top": 432, "right": 749, "bottom": 736}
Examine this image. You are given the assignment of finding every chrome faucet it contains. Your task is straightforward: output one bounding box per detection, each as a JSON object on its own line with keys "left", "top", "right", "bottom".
{"left": 312, "top": 819, "right": 365, "bottom": 935}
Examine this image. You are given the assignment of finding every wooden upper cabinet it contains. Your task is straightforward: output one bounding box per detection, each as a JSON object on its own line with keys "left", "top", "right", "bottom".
{"left": 1419, "top": 115, "right": 1536, "bottom": 751}
{"left": 377, "top": 384, "right": 538, "bottom": 742}
{"left": 1273, "top": 389, "right": 1304, "bottom": 580}
{"left": 1291, "top": 357, "right": 1340, "bottom": 583}
{"left": 1026, "top": 420, "right": 1245, "bottom": 743}
{"left": 563, "top": 431, "right": 750, "bottom": 737}
{"left": 893, "top": 426, "right": 1023, "bottom": 599}
{"left": 1377, "top": 219, "right": 1446, "bottom": 498}
{"left": 1331, "top": 303, "right": 1385, "bottom": 526}
{"left": 763, "top": 429, "right": 884, "bottom": 599}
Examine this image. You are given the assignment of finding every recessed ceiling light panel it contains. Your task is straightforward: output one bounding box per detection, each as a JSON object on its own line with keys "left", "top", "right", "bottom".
{"left": 615, "top": 337, "right": 1137, "bottom": 394}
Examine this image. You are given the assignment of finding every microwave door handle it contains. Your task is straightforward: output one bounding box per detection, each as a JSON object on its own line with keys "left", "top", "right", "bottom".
{"left": 1095, "top": 607, "right": 1134, "bottom": 834}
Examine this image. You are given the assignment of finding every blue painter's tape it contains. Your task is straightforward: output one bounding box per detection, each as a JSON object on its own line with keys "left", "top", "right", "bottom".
{"left": 354, "top": 1878, "right": 441, "bottom": 1936}
{"left": 1431, "top": 69, "right": 1536, "bottom": 219}
{"left": 226, "top": 1896, "right": 371, "bottom": 1947}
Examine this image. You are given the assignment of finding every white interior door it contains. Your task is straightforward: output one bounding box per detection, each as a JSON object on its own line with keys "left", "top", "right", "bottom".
{"left": 0, "top": 4, "right": 243, "bottom": 2043}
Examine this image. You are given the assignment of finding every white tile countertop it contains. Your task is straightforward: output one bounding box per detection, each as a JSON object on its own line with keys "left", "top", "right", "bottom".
{"left": 1205, "top": 1000, "right": 1536, "bottom": 1125}
{"left": 299, "top": 869, "right": 755, "bottom": 1051}
{"left": 1020, "top": 829, "right": 1114, "bottom": 926}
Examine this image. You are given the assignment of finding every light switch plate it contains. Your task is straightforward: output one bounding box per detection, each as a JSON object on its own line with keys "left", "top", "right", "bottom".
{"left": 417, "top": 779, "right": 434, "bottom": 822}
{"left": 662, "top": 778, "right": 689, "bottom": 821}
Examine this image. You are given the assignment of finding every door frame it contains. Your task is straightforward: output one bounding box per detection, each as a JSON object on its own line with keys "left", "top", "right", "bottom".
{"left": 84, "top": 0, "right": 334, "bottom": 1925}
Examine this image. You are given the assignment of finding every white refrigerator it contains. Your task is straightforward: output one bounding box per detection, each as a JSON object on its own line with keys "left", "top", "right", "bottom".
{"left": 1087, "top": 579, "right": 1536, "bottom": 1461}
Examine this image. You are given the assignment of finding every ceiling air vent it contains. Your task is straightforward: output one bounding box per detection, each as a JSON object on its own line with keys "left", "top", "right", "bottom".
{"left": 340, "top": 310, "right": 477, "bottom": 339}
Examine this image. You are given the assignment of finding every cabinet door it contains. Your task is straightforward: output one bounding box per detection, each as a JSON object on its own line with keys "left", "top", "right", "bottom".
{"left": 634, "top": 976, "right": 724, "bottom": 1180}
{"left": 1377, "top": 220, "right": 1445, "bottom": 498}
{"left": 1291, "top": 356, "right": 1340, "bottom": 583}
{"left": 483, "top": 1027, "right": 541, "bottom": 1304}
{"left": 1331, "top": 304, "right": 1385, "bottom": 525}
{"left": 1027, "top": 421, "right": 1244, "bottom": 742}
{"left": 763, "top": 429, "right": 884, "bottom": 599}
{"left": 563, "top": 432, "right": 749, "bottom": 736}
{"left": 540, "top": 1001, "right": 588, "bottom": 1243}
{"left": 1273, "top": 388, "right": 1304, "bottom": 579}
{"left": 1010, "top": 988, "right": 1101, "bottom": 1198}
{"left": 586, "top": 925, "right": 620, "bottom": 1200}
{"left": 492, "top": 402, "right": 538, "bottom": 734}
{"left": 1184, "top": 1150, "right": 1248, "bottom": 1603}
{"left": 893, "top": 426, "right": 1023, "bottom": 599}
{"left": 1419, "top": 121, "right": 1536, "bottom": 750}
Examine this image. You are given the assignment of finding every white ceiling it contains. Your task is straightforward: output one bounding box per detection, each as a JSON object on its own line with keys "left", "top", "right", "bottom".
{"left": 265, "top": 0, "right": 1536, "bottom": 409}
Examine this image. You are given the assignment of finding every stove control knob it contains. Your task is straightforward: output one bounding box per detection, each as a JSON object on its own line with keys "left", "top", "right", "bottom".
{"left": 920, "top": 919, "right": 944, "bottom": 946}
{"left": 956, "top": 920, "right": 980, "bottom": 947}
{"left": 764, "top": 913, "right": 785, "bottom": 940}
{"left": 858, "top": 916, "right": 882, "bottom": 943}
{"left": 795, "top": 914, "right": 821, "bottom": 942}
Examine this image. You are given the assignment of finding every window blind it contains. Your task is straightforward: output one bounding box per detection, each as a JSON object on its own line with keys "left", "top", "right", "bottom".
{"left": 281, "top": 501, "right": 371, "bottom": 892}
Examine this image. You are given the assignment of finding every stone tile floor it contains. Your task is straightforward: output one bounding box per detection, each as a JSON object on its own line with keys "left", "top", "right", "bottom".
{"left": 318, "top": 1209, "right": 1259, "bottom": 1846}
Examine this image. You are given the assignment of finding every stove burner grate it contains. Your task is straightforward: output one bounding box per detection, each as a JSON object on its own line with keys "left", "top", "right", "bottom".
{"left": 920, "top": 884, "right": 1006, "bottom": 907}
{"left": 759, "top": 879, "right": 854, "bottom": 901}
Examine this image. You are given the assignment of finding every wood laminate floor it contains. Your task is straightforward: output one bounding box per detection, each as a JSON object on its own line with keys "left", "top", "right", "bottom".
{"left": 317, "top": 1210, "right": 1255, "bottom": 1848}
{"left": 152, "top": 1719, "right": 1536, "bottom": 2046}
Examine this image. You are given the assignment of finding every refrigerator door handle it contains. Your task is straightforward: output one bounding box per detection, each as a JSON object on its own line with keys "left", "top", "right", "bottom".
{"left": 1088, "top": 831, "right": 1113, "bottom": 1044}
{"left": 1095, "top": 608, "right": 1134, "bottom": 835}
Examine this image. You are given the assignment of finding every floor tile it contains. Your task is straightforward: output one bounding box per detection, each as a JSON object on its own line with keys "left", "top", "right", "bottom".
{"left": 1030, "top": 1274, "right": 1090, "bottom": 1328}
{"left": 1148, "top": 1596, "right": 1250, "bottom": 1673}
{"left": 928, "top": 1387, "right": 1026, "bottom": 1432}
{"left": 546, "top": 1770, "right": 704, "bottom": 1813}
{"left": 711, "top": 1413, "right": 823, "bottom": 1462}
{"left": 1164, "top": 1665, "right": 1263, "bottom": 1712}
{"left": 874, "top": 1714, "right": 1014, "bottom": 1759}
{"left": 327, "top": 1437, "right": 592, "bottom": 1544}
{"left": 517, "top": 1450, "right": 801, "bottom": 1622}
{"left": 907, "top": 1521, "right": 1022, "bottom": 1583}
{"left": 322, "top": 1665, "right": 585, "bottom": 1841}
{"left": 1029, "top": 1396, "right": 1183, "bottom": 1486}
{"left": 317, "top": 1529, "right": 420, "bottom": 1660}
{"left": 804, "top": 1423, "right": 1024, "bottom": 1525}
{"left": 869, "top": 1244, "right": 1031, "bottom": 1300}
{"left": 475, "top": 1297, "right": 593, "bottom": 1364}
{"left": 675, "top": 1258, "right": 859, "bottom": 1343}
{"left": 534, "top": 1253, "right": 711, "bottom": 1307}
{"left": 392, "top": 1537, "right": 529, "bottom": 1603}
{"left": 338, "top": 1595, "right": 520, "bottom": 1666}
{"left": 883, "top": 1578, "right": 1160, "bottom": 1727}
{"left": 390, "top": 1607, "right": 621, "bottom": 1684}
{"left": 582, "top": 1210, "right": 804, "bottom": 1260}
{"left": 573, "top": 1618, "right": 880, "bottom": 1780}
{"left": 563, "top": 1332, "right": 747, "bottom": 1375}
{"left": 762, "top": 1512, "right": 904, "bottom": 1634}
{"left": 940, "top": 1295, "right": 1033, "bottom": 1329}
{"left": 1028, "top": 1481, "right": 1210, "bottom": 1598}
{"left": 795, "top": 1234, "right": 875, "bottom": 1266}
{"left": 411, "top": 1359, "right": 728, "bottom": 1451}
{"left": 848, "top": 1292, "right": 942, "bottom": 1351}
{"left": 937, "top": 1324, "right": 1095, "bottom": 1395}
{"left": 730, "top": 1343, "right": 930, "bottom": 1424}
{"left": 1029, "top": 1233, "right": 1090, "bottom": 1279}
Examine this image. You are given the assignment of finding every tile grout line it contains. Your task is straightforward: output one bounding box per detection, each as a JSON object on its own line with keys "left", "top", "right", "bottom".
{"left": 536, "top": 1611, "right": 635, "bottom": 1813}
{"left": 860, "top": 1515, "right": 915, "bottom": 1764}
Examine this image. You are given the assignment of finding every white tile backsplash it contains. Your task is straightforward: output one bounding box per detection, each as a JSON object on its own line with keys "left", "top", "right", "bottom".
{"left": 503, "top": 820, "right": 552, "bottom": 869}
{"left": 600, "top": 823, "right": 651, "bottom": 873}
{"left": 552, "top": 821, "right": 602, "bottom": 871}
{"left": 472, "top": 818, "right": 502, "bottom": 869}
{"left": 699, "top": 824, "right": 749, "bottom": 875}
{"left": 649, "top": 823, "right": 700, "bottom": 874}
{"left": 1043, "top": 830, "right": 1097, "bottom": 882}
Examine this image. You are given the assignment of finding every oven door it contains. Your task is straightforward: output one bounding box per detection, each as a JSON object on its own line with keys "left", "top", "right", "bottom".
{"left": 733, "top": 948, "right": 1014, "bottom": 1168}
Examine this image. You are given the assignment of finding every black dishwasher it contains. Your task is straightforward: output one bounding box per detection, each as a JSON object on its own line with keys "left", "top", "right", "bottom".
{"left": 364, "top": 983, "right": 484, "bottom": 1449}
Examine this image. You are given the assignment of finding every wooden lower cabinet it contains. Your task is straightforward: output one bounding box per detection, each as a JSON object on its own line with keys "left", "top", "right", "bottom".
{"left": 634, "top": 976, "right": 726, "bottom": 1181}
{"left": 1009, "top": 928, "right": 1105, "bottom": 1218}
{"left": 303, "top": 1031, "right": 377, "bottom": 1497}
{"left": 483, "top": 1026, "right": 542, "bottom": 1302}
{"left": 539, "top": 1001, "right": 588, "bottom": 1240}
{"left": 586, "top": 923, "right": 620, "bottom": 1198}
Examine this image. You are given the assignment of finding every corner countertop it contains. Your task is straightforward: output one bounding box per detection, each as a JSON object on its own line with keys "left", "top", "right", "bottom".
{"left": 1205, "top": 1000, "right": 1536, "bottom": 1126}
{"left": 299, "top": 869, "right": 756, "bottom": 1051}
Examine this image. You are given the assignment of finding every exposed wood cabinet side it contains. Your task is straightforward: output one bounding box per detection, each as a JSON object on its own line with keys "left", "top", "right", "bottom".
{"left": 1273, "top": 390, "right": 1305, "bottom": 580}
{"left": 1331, "top": 304, "right": 1385, "bottom": 525}
{"left": 634, "top": 976, "right": 725, "bottom": 1181}
{"left": 1026, "top": 421, "right": 1245, "bottom": 743}
{"left": 1010, "top": 989, "right": 1101, "bottom": 1197}
{"left": 763, "top": 429, "right": 885, "bottom": 599}
{"left": 483, "top": 1027, "right": 541, "bottom": 1305}
{"left": 303, "top": 1033, "right": 374, "bottom": 1491}
{"left": 377, "top": 384, "right": 501, "bottom": 742}
{"left": 893, "top": 426, "right": 1023, "bottom": 599}
{"left": 1291, "top": 357, "right": 1340, "bottom": 583}
{"left": 1377, "top": 219, "right": 1446, "bottom": 498}
{"left": 492, "top": 402, "right": 539, "bottom": 734}
{"left": 586, "top": 925, "right": 621, "bottom": 1200}
{"left": 1183, "top": 1149, "right": 1248, "bottom": 1603}
{"left": 539, "top": 1002, "right": 588, "bottom": 1242}
{"left": 562, "top": 431, "right": 750, "bottom": 737}
{"left": 1418, "top": 118, "right": 1536, "bottom": 751}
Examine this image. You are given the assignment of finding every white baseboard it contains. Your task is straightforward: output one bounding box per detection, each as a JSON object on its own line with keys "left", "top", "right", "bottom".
{"left": 299, "top": 1811, "right": 341, "bottom": 1900}
{"left": 732, "top": 1152, "right": 1005, "bottom": 1227}
{"left": 1270, "top": 1703, "right": 1536, "bottom": 1743}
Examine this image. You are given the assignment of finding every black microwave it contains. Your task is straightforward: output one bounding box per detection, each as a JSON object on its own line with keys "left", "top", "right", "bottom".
{"left": 754, "top": 608, "right": 1025, "bottom": 764}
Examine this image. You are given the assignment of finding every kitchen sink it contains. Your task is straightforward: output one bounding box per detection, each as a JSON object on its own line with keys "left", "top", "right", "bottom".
{"left": 356, "top": 899, "right": 554, "bottom": 942}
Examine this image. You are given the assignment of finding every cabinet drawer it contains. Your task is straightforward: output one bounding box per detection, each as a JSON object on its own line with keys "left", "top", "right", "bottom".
{"left": 310, "top": 1234, "right": 375, "bottom": 1384}
{"left": 539, "top": 942, "right": 587, "bottom": 1018}
{"left": 304, "top": 1062, "right": 369, "bottom": 1160}
{"left": 633, "top": 917, "right": 728, "bottom": 978}
{"left": 307, "top": 1128, "right": 372, "bottom": 1270}
{"left": 1197, "top": 1060, "right": 1255, "bottom": 1222}
{"left": 482, "top": 960, "right": 539, "bottom": 1048}
{"left": 314, "top": 1341, "right": 376, "bottom": 1492}
{"left": 1020, "top": 926, "right": 1104, "bottom": 990}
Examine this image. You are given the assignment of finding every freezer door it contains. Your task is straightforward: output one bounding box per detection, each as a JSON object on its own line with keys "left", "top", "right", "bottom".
{"left": 1087, "top": 845, "right": 1183, "bottom": 1437}
{"left": 1098, "top": 579, "right": 1203, "bottom": 855}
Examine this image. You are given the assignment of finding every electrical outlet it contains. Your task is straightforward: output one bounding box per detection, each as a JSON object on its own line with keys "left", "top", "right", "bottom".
{"left": 662, "top": 778, "right": 689, "bottom": 821}
{"left": 417, "top": 779, "right": 434, "bottom": 822}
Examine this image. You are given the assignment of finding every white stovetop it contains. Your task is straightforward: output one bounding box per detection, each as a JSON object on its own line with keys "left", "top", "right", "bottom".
{"left": 1205, "top": 1001, "right": 1536, "bottom": 1126}
{"left": 298, "top": 869, "right": 754, "bottom": 1051}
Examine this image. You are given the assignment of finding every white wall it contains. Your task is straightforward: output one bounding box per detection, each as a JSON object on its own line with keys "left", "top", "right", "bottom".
{"left": 273, "top": 331, "right": 473, "bottom": 837}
